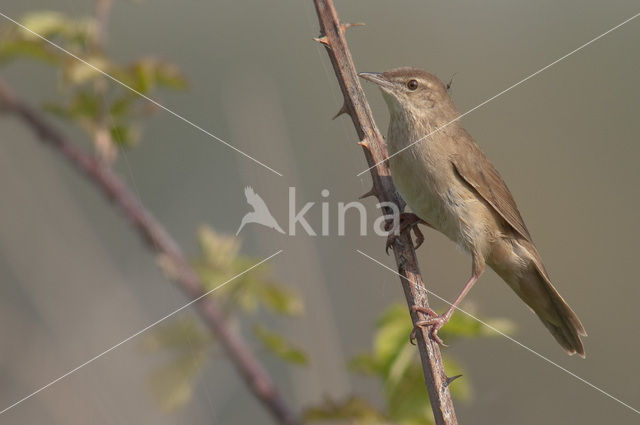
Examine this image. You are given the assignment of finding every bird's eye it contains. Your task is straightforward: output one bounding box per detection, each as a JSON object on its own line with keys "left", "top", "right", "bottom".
{"left": 407, "top": 79, "right": 419, "bottom": 90}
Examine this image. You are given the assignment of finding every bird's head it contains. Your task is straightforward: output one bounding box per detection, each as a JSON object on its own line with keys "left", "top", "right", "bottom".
{"left": 359, "top": 67, "right": 455, "bottom": 122}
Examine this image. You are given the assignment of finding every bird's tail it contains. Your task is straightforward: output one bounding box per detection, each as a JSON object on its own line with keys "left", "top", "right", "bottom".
{"left": 501, "top": 245, "right": 587, "bottom": 357}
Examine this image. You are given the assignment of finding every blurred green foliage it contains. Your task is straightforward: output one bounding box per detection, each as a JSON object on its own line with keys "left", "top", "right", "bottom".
{"left": 141, "top": 319, "right": 211, "bottom": 412}
{"left": 254, "top": 324, "right": 309, "bottom": 366}
{"left": 304, "top": 397, "right": 388, "bottom": 425}
{"left": 148, "top": 226, "right": 307, "bottom": 412}
{"left": 194, "top": 226, "right": 303, "bottom": 318}
{"left": 304, "top": 304, "right": 514, "bottom": 425}
{"left": 0, "top": 10, "right": 186, "bottom": 162}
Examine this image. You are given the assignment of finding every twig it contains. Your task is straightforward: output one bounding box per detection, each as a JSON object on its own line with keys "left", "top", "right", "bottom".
{"left": 311, "top": 1, "right": 459, "bottom": 424}
{"left": 94, "top": 0, "right": 114, "bottom": 51}
{"left": 0, "top": 79, "right": 299, "bottom": 425}
{"left": 93, "top": 0, "right": 117, "bottom": 163}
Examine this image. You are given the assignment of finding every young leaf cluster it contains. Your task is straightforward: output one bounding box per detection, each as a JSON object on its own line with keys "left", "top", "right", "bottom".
{"left": 147, "top": 226, "right": 307, "bottom": 412}
{"left": 0, "top": 11, "right": 186, "bottom": 162}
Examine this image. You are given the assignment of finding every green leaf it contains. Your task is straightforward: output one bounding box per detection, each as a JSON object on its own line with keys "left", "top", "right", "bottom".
{"left": 154, "top": 60, "right": 188, "bottom": 89}
{"left": 194, "top": 226, "right": 243, "bottom": 292}
{"left": 260, "top": 283, "right": 303, "bottom": 316}
{"left": 374, "top": 304, "right": 413, "bottom": 373}
{"left": 147, "top": 350, "right": 207, "bottom": 412}
{"left": 19, "top": 11, "right": 95, "bottom": 46}
{"left": 386, "top": 342, "right": 415, "bottom": 390}
{"left": 348, "top": 304, "right": 440, "bottom": 424}
{"left": 438, "top": 308, "right": 515, "bottom": 341}
{"left": 109, "top": 96, "right": 134, "bottom": 117}
{"left": 348, "top": 353, "right": 379, "bottom": 375}
{"left": 142, "top": 318, "right": 211, "bottom": 353}
{"left": 232, "top": 280, "right": 262, "bottom": 312}
{"left": 197, "top": 225, "right": 240, "bottom": 273}
{"left": 43, "top": 91, "right": 102, "bottom": 122}
{"left": 20, "top": 11, "right": 70, "bottom": 39}
{"left": 110, "top": 123, "right": 139, "bottom": 147}
{"left": 347, "top": 302, "right": 508, "bottom": 424}
{"left": 348, "top": 304, "right": 414, "bottom": 381}
{"left": 0, "top": 39, "right": 59, "bottom": 64}
{"left": 442, "top": 357, "right": 470, "bottom": 402}
{"left": 303, "top": 396, "right": 390, "bottom": 424}
{"left": 120, "top": 57, "right": 187, "bottom": 94}
{"left": 386, "top": 360, "right": 433, "bottom": 424}
{"left": 194, "top": 227, "right": 303, "bottom": 316}
{"left": 254, "top": 325, "right": 308, "bottom": 365}
{"left": 70, "top": 90, "right": 101, "bottom": 120}
{"left": 63, "top": 56, "right": 108, "bottom": 84}
{"left": 144, "top": 319, "right": 212, "bottom": 412}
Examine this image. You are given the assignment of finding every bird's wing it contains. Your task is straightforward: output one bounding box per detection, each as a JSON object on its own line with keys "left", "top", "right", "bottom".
{"left": 245, "top": 186, "right": 269, "bottom": 211}
{"left": 451, "top": 129, "right": 532, "bottom": 242}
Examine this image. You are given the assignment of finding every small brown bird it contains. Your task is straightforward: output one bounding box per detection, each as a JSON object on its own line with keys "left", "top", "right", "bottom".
{"left": 360, "top": 67, "right": 586, "bottom": 357}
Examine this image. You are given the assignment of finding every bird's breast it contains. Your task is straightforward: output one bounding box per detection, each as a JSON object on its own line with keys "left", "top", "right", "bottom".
{"left": 388, "top": 135, "right": 491, "bottom": 254}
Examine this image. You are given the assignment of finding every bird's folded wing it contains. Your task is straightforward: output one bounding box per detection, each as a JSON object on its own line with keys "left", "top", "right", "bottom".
{"left": 451, "top": 131, "right": 532, "bottom": 242}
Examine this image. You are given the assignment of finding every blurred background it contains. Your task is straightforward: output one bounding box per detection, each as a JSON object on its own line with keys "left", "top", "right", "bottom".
{"left": 1, "top": 0, "right": 639, "bottom": 424}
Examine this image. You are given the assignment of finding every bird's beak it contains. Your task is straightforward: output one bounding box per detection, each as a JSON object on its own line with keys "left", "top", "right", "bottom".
{"left": 358, "top": 72, "right": 394, "bottom": 89}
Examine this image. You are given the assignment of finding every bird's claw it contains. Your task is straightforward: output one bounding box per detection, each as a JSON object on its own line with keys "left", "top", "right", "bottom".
{"left": 384, "top": 216, "right": 401, "bottom": 254}
{"left": 412, "top": 225, "right": 425, "bottom": 250}
{"left": 384, "top": 213, "right": 428, "bottom": 254}
{"left": 385, "top": 232, "right": 400, "bottom": 254}
{"left": 410, "top": 305, "right": 450, "bottom": 346}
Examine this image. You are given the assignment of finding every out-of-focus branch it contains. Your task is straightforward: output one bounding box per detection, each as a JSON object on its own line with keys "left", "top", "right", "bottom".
{"left": 93, "top": 0, "right": 116, "bottom": 163}
{"left": 0, "top": 79, "right": 299, "bottom": 425}
{"left": 94, "top": 0, "right": 113, "bottom": 51}
{"left": 311, "top": 1, "right": 458, "bottom": 424}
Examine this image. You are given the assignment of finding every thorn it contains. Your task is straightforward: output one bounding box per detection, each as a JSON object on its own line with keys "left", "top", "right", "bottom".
{"left": 340, "top": 22, "right": 365, "bottom": 32}
{"left": 332, "top": 102, "right": 349, "bottom": 120}
{"left": 313, "top": 36, "right": 330, "bottom": 46}
{"left": 359, "top": 187, "right": 376, "bottom": 199}
{"left": 357, "top": 140, "right": 370, "bottom": 150}
{"left": 445, "top": 72, "right": 458, "bottom": 92}
{"left": 444, "top": 374, "right": 463, "bottom": 388}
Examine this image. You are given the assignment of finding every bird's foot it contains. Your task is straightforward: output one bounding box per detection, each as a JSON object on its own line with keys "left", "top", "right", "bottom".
{"left": 412, "top": 225, "right": 425, "bottom": 250}
{"left": 384, "top": 216, "right": 401, "bottom": 254}
{"left": 384, "top": 213, "right": 430, "bottom": 254}
{"left": 385, "top": 233, "right": 398, "bottom": 254}
{"left": 410, "top": 306, "right": 451, "bottom": 346}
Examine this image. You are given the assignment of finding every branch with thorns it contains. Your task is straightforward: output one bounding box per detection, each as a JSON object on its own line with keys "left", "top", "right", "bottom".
{"left": 312, "top": 1, "right": 459, "bottom": 424}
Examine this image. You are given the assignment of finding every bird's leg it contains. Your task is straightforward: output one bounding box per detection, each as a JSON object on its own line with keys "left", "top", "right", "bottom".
{"left": 410, "top": 260, "right": 484, "bottom": 345}
{"left": 385, "top": 213, "right": 432, "bottom": 253}
{"left": 399, "top": 213, "right": 432, "bottom": 250}
{"left": 407, "top": 215, "right": 432, "bottom": 249}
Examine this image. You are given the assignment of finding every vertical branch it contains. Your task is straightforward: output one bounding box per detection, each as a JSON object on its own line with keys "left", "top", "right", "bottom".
{"left": 312, "top": 1, "right": 459, "bottom": 424}
{"left": 93, "top": 0, "right": 117, "bottom": 163}
{"left": 0, "top": 81, "right": 300, "bottom": 425}
{"left": 94, "top": 0, "right": 113, "bottom": 51}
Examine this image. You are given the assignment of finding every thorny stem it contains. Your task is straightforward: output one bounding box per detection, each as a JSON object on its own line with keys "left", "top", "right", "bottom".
{"left": 0, "top": 79, "right": 300, "bottom": 425}
{"left": 312, "top": 1, "right": 459, "bottom": 424}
